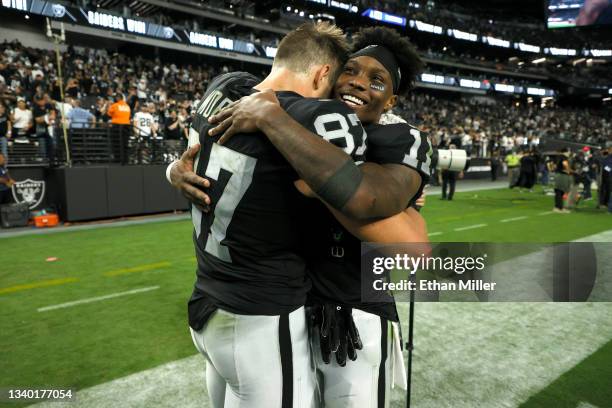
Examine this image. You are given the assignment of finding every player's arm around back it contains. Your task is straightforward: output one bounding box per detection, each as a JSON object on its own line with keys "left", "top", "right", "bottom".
{"left": 208, "top": 90, "right": 419, "bottom": 219}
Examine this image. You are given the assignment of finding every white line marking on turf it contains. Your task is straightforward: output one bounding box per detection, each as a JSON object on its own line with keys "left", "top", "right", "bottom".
{"left": 454, "top": 224, "right": 487, "bottom": 232}
{"left": 37, "top": 286, "right": 160, "bottom": 312}
{"left": 428, "top": 232, "right": 443, "bottom": 236}
{"left": 500, "top": 216, "right": 528, "bottom": 223}
{"left": 538, "top": 211, "right": 555, "bottom": 216}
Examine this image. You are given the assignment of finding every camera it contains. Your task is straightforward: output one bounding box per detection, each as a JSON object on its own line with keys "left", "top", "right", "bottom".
{"left": 431, "top": 148, "right": 468, "bottom": 172}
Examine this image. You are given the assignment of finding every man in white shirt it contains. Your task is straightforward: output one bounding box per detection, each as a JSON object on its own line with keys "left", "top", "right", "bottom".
{"left": 11, "top": 99, "right": 32, "bottom": 138}
{"left": 461, "top": 131, "right": 473, "bottom": 156}
{"left": 133, "top": 103, "right": 156, "bottom": 138}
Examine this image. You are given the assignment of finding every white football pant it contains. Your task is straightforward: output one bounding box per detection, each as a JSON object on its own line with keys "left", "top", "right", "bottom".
{"left": 311, "top": 308, "right": 406, "bottom": 408}
{"left": 190, "top": 306, "right": 317, "bottom": 408}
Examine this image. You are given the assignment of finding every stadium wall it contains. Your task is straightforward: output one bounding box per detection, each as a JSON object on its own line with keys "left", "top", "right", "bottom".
{"left": 8, "top": 166, "right": 189, "bottom": 221}
{"left": 0, "top": 22, "right": 68, "bottom": 52}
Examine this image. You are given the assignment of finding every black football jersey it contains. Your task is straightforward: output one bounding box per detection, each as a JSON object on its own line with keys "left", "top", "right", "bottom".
{"left": 188, "top": 72, "right": 367, "bottom": 322}
{"left": 304, "top": 122, "right": 432, "bottom": 321}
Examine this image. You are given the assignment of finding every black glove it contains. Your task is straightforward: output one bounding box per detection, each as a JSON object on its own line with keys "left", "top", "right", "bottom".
{"left": 312, "top": 303, "right": 363, "bottom": 366}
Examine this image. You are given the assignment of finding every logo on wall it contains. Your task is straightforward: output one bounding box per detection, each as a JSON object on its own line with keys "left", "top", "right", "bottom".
{"left": 11, "top": 179, "right": 46, "bottom": 209}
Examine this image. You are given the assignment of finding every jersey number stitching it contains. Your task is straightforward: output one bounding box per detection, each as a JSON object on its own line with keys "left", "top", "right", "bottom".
{"left": 314, "top": 113, "right": 356, "bottom": 155}
{"left": 190, "top": 130, "right": 257, "bottom": 262}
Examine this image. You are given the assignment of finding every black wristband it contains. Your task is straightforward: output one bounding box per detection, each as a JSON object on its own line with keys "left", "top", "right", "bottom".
{"left": 315, "top": 160, "right": 363, "bottom": 210}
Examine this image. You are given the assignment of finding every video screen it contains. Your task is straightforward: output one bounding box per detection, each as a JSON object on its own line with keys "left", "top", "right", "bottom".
{"left": 547, "top": 0, "right": 612, "bottom": 28}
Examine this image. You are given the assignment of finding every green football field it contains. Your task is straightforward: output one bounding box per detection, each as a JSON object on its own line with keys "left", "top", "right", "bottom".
{"left": 0, "top": 186, "right": 611, "bottom": 408}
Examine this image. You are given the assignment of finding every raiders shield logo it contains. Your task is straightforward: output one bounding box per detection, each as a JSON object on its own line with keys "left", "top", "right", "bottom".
{"left": 11, "top": 179, "right": 46, "bottom": 209}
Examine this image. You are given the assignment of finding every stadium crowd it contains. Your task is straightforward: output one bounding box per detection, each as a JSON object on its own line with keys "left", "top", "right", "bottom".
{"left": 0, "top": 39, "right": 610, "bottom": 165}
{"left": 398, "top": 92, "right": 611, "bottom": 153}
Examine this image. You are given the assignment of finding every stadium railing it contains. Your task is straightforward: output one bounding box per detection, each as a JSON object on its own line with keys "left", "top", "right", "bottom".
{"left": 7, "top": 124, "right": 187, "bottom": 168}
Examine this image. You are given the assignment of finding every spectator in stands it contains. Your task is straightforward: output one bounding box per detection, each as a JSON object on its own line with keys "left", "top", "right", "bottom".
{"left": 10, "top": 98, "right": 32, "bottom": 139}
{"left": 133, "top": 103, "right": 156, "bottom": 138}
{"left": 56, "top": 96, "right": 73, "bottom": 122}
{"left": 163, "top": 110, "right": 185, "bottom": 140}
{"left": 65, "top": 78, "right": 80, "bottom": 99}
{"left": 66, "top": 99, "right": 95, "bottom": 129}
{"left": 0, "top": 153, "right": 14, "bottom": 205}
{"left": 94, "top": 97, "right": 109, "bottom": 123}
{"left": 126, "top": 86, "right": 139, "bottom": 118}
{"left": 137, "top": 75, "right": 148, "bottom": 100}
{"left": 108, "top": 93, "right": 131, "bottom": 126}
{"left": 32, "top": 94, "right": 55, "bottom": 158}
{"left": 462, "top": 130, "right": 473, "bottom": 156}
{"left": 553, "top": 148, "right": 572, "bottom": 213}
{"left": 0, "top": 103, "right": 10, "bottom": 158}
{"left": 107, "top": 93, "right": 131, "bottom": 164}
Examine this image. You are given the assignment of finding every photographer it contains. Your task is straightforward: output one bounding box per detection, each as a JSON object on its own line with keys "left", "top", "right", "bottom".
{"left": 441, "top": 144, "right": 463, "bottom": 201}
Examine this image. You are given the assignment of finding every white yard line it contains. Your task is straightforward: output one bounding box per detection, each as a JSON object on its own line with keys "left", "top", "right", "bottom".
{"left": 37, "top": 286, "right": 160, "bottom": 312}
{"left": 454, "top": 223, "right": 487, "bottom": 232}
{"left": 428, "top": 232, "right": 443, "bottom": 237}
{"left": 538, "top": 211, "right": 555, "bottom": 216}
{"left": 500, "top": 216, "right": 528, "bottom": 223}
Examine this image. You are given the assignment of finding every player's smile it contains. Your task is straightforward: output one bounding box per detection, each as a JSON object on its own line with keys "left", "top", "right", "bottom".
{"left": 333, "top": 56, "right": 395, "bottom": 124}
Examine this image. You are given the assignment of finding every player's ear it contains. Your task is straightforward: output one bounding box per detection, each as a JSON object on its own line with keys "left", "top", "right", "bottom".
{"left": 383, "top": 94, "right": 398, "bottom": 112}
{"left": 312, "top": 64, "right": 331, "bottom": 92}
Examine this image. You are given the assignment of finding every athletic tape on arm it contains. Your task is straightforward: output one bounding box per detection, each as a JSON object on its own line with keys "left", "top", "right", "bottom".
{"left": 166, "top": 160, "right": 178, "bottom": 184}
{"left": 315, "top": 159, "right": 363, "bottom": 210}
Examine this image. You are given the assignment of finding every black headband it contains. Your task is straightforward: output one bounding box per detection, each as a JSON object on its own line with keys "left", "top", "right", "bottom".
{"left": 350, "top": 45, "right": 401, "bottom": 94}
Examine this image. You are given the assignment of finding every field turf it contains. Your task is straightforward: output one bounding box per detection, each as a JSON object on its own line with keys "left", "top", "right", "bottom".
{"left": 0, "top": 186, "right": 611, "bottom": 407}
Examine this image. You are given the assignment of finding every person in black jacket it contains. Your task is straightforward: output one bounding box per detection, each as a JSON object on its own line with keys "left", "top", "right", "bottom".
{"left": 598, "top": 148, "right": 612, "bottom": 212}
{"left": 513, "top": 149, "right": 537, "bottom": 191}
{"left": 490, "top": 150, "right": 500, "bottom": 181}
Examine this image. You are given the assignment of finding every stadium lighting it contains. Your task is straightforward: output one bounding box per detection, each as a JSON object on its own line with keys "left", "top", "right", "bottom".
{"left": 482, "top": 36, "right": 510, "bottom": 48}
{"left": 532, "top": 58, "right": 546, "bottom": 64}
{"left": 494, "top": 84, "right": 515, "bottom": 93}
{"left": 527, "top": 87, "right": 546, "bottom": 96}
{"left": 515, "top": 42, "right": 541, "bottom": 53}
{"left": 603, "top": 97, "right": 611, "bottom": 102}
{"left": 547, "top": 47, "right": 577, "bottom": 56}
{"left": 460, "top": 78, "right": 482, "bottom": 89}
{"left": 410, "top": 20, "right": 443, "bottom": 34}
{"left": 363, "top": 8, "right": 406, "bottom": 26}
{"left": 421, "top": 73, "right": 446, "bottom": 84}
{"left": 589, "top": 49, "right": 612, "bottom": 57}
{"left": 572, "top": 58, "right": 586, "bottom": 65}
{"left": 447, "top": 29, "right": 478, "bottom": 42}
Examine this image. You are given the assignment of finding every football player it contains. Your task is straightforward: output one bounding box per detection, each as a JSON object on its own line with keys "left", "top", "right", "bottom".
{"left": 171, "top": 23, "right": 427, "bottom": 408}
{"left": 181, "top": 27, "right": 431, "bottom": 407}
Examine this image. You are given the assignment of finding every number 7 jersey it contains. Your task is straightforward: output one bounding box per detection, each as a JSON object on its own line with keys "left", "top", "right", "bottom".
{"left": 188, "top": 72, "right": 367, "bottom": 318}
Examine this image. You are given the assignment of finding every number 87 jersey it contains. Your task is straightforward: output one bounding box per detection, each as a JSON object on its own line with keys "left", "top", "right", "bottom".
{"left": 188, "top": 72, "right": 367, "bottom": 316}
